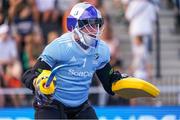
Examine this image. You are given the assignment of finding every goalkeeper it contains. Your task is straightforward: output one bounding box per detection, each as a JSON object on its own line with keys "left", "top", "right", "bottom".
{"left": 22, "top": 2, "right": 128, "bottom": 119}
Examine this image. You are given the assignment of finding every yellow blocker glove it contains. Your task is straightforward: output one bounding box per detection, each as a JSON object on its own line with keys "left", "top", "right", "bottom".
{"left": 112, "top": 77, "right": 160, "bottom": 99}
{"left": 33, "top": 70, "right": 56, "bottom": 106}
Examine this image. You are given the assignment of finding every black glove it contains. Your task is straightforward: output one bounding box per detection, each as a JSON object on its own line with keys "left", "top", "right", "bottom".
{"left": 110, "top": 71, "right": 129, "bottom": 84}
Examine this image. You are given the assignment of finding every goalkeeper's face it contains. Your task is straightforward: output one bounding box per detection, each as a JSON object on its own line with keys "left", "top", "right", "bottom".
{"left": 80, "top": 24, "right": 99, "bottom": 38}
{"left": 76, "top": 19, "right": 104, "bottom": 48}
{"left": 78, "top": 18, "right": 104, "bottom": 39}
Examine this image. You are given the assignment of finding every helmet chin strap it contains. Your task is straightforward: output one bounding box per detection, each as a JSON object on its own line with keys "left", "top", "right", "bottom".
{"left": 74, "top": 28, "right": 98, "bottom": 48}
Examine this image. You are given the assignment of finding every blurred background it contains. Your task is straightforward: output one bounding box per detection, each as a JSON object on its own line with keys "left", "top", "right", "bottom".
{"left": 0, "top": 0, "right": 180, "bottom": 119}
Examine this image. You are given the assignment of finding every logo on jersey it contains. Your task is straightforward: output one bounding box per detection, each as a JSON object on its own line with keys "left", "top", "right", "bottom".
{"left": 74, "top": 10, "right": 79, "bottom": 16}
{"left": 68, "top": 69, "right": 93, "bottom": 77}
{"left": 70, "top": 56, "right": 76, "bottom": 62}
{"left": 95, "top": 53, "right": 99, "bottom": 60}
{"left": 93, "top": 53, "right": 99, "bottom": 65}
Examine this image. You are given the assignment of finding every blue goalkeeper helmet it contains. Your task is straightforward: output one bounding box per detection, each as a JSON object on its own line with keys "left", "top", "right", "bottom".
{"left": 67, "top": 2, "right": 104, "bottom": 48}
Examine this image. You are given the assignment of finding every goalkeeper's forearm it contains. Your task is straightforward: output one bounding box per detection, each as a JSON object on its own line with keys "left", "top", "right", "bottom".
{"left": 95, "top": 63, "right": 126, "bottom": 95}
{"left": 22, "top": 58, "right": 51, "bottom": 91}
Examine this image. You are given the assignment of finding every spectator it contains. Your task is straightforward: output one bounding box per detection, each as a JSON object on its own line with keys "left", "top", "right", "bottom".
{"left": 0, "top": 24, "right": 24, "bottom": 107}
{"left": 8, "top": 0, "right": 39, "bottom": 24}
{"left": 11, "top": 2, "right": 38, "bottom": 72}
{"left": 35, "top": 0, "right": 55, "bottom": 22}
{"left": 12, "top": 3, "right": 34, "bottom": 37}
{"left": 125, "top": 0, "right": 158, "bottom": 55}
{"left": 8, "top": 0, "right": 23, "bottom": 23}
{"left": 4, "top": 60, "right": 24, "bottom": 107}
{"left": 0, "top": 24, "right": 18, "bottom": 78}
{"left": 35, "top": 0, "right": 61, "bottom": 43}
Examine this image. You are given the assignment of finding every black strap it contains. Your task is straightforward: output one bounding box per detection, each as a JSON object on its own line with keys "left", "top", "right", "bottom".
{"left": 75, "top": 39, "right": 89, "bottom": 50}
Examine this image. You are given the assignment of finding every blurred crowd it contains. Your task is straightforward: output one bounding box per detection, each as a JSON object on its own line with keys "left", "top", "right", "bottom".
{"left": 0, "top": 0, "right": 179, "bottom": 107}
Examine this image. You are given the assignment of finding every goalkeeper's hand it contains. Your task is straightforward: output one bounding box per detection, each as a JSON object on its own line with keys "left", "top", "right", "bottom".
{"left": 33, "top": 70, "right": 56, "bottom": 106}
{"left": 111, "top": 71, "right": 129, "bottom": 83}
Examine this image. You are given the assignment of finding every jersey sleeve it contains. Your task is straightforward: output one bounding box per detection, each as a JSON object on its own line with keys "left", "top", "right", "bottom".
{"left": 97, "top": 42, "right": 110, "bottom": 70}
{"left": 39, "top": 40, "right": 61, "bottom": 68}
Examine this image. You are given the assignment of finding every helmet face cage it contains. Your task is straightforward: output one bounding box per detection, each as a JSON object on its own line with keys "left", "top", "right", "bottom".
{"left": 78, "top": 18, "right": 104, "bottom": 38}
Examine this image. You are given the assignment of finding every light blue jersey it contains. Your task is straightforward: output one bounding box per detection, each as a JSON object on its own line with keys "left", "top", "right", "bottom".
{"left": 40, "top": 32, "right": 110, "bottom": 107}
